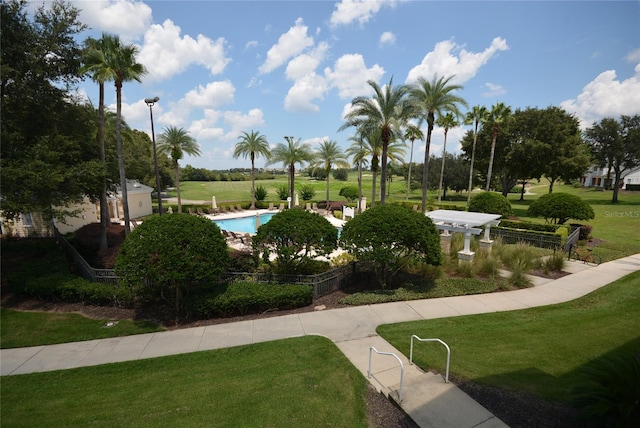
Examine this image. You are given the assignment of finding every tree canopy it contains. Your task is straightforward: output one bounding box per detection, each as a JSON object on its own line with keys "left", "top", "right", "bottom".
{"left": 339, "top": 204, "right": 441, "bottom": 288}
{"left": 527, "top": 192, "right": 595, "bottom": 225}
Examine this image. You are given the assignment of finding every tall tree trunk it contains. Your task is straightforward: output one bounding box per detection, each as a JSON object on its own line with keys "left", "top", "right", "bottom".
{"left": 612, "top": 170, "right": 621, "bottom": 203}
{"left": 380, "top": 140, "right": 388, "bottom": 204}
{"left": 250, "top": 153, "right": 256, "bottom": 209}
{"left": 520, "top": 180, "right": 526, "bottom": 201}
{"left": 371, "top": 168, "right": 377, "bottom": 208}
{"left": 406, "top": 139, "right": 414, "bottom": 200}
{"left": 437, "top": 130, "right": 449, "bottom": 203}
{"left": 290, "top": 163, "right": 295, "bottom": 205}
{"left": 115, "top": 82, "right": 131, "bottom": 235}
{"left": 357, "top": 161, "right": 363, "bottom": 213}
{"left": 421, "top": 119, "right": 434, "bottom": 213}
{"left": 175, "top": 162, "right": 182, "bottom": 213}
{"left": 467, "top": 123, "right": 479, "bottom": 207}
{"left": 98, "top": 82, "right": 108, "bottom": 252}
{"left": 326, "top": 168, "right": 330, "bottom": 207}
{"left": 486, "top": 128, "right": 498, "bottom": 191}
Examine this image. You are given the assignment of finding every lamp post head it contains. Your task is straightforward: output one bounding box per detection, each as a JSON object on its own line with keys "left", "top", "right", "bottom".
{"left": 144, "top": 96, "right": 160, "bottom": 106}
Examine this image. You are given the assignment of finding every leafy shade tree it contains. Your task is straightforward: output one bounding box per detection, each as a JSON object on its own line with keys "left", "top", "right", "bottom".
{"left": 115, "top": 214, "right": 229, "bottom": 318}
{"left": 340, "top": 77, "right": 414, "bottom": 204}
{"left": 339, "top": 186, "right": 359, "bottom": 203}
{"left": 1, "top": 0, "right": 105, "bottom": 223}
{"left": 464, "top": 105, "right": 489, "bottom": 206}
{"left": 527, "top": 193, "right": 595, "bottom": 225}
{"left": 468, "top": 192, "right": 512, "bottom": 217}
{"left": 426, "top": 154, "right": 469, "bottom": 199}
{"left": 268, "top": 137, "right": 314, "bottom": 205}
{"left": 233, "top": 130, "right": 270, "bottom": 209}
{"left": 410, "top": 75, "right": 468, "bottom": 212}
{"left": 157, "top": 126, "right": 201, "bottom": 213}
{"left": 486, "top": 102, "right": 512, "bottom": 191}
{"left": 253, "top": 209, "right": 338, "bottom": 274}
{"left": 313, "top": 139, "right": 350, "bottom": 206}
{"left": 340, "top": 204, "right": 441, "bottom": 288}
{"left": 404, "top": 124, "right": 424, "bottom": 201}
{"left": 585, "top": 115, "right": 640, "bottom": 203}
{"left": 436, "top": 112, "right": 460, "bottom": 203}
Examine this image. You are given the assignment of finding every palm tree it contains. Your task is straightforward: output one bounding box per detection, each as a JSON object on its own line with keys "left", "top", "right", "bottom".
{"left": 83, "top": 34, "right": 147, "bottom": 234}
{"left": 464, "top": 105, "right": 489, "bottom": 206}
{"left": 436, "top": 112, "right": 460, "bottom": 203}
{"left": 339, "top": 77, "right": 413, "bottom": 204}
{"left": 157, "top": 126, "right": 201, "bottom": 213}
{"left": 486, "top": 102, "right": 512, "bottom": 191}
{"left": 346, "top": 135, "right": 369, "bottom": 213}
{"left": 267, "top": 137, "right": 314, "bottom": 204}
{"left": 410, "top": 75, "right": 467, "bottom": 212}
{"left": 403, "top": 124, "right": 423, "bottom": 200}
{"left": 233, "top": 130, "right": 270, "bottom": 209}
{"left": 80, "top": 34, "right": 111, "bottom": 251}
{"left": 313, "top": 139, "right": 350, "bottom": 207}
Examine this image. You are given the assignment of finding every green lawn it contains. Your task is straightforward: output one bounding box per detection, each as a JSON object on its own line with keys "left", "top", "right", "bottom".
{"left": 377, "top": 271, "right": 640, "bottom": 403}
{"left": 1, "top": 336, "right": 369, "bottom": 428}
{"left": 0, "top": 309, "right": 164, "bottom": 349}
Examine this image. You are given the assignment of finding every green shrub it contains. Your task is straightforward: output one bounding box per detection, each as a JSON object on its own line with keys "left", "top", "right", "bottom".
{"left": 253, "top": 209, "right": 338, "bottom": 274}
{"left": 338, "top": 186, "right": 359, "bottom": 202}
{"left": 298, "top": 183, "right": 316, "bottom": 201}
{"left": 332, "top": 168, "right": 349, "bottom": 181}
{"left": 572, "top": 353, "right": 640, "bottom": 427}
{"left": 331, "top": 252, "right": 357, "bottom": 267}
{"left": 540, "top": 252, "right": 565, "bottom": 274}
{"left": 275, "top": 184, "right": 289, "bottom": 200}
{"left": 115, "top": 214, "right": 229, "bottom": 317}
{"left": 527, "top": 192, "right": 595, "bottom": 225}
{"left": 254, "top": 184, "right": 267, "bottom": 201}
{"left": 340, "top": 204, "right": 441, "bottom": 288}
{"left": 469, "top": 192, "right": 512, "bottom": 217}
{"left": 190, "top": 282, "right": 313, "bottom": 318}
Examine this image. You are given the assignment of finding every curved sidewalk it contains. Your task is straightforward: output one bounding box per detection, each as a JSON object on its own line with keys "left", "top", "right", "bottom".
{"left": 2, "top": 254, "right": 639, "bottom": 427}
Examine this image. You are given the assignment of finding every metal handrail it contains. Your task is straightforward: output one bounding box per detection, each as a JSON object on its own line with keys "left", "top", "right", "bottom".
{"left": 409, "top": 335, "right": 451, "bottom": 383}
{"left": 368, "top": 347, "right": 405, "bottom": 402}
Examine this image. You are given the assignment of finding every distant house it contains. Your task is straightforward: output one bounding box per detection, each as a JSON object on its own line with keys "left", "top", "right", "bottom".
{"left": 580, "top": 166, "right": 640, "bottom": 189}
{"left": 1, "top": 180, "right": 153, "bottom": 238}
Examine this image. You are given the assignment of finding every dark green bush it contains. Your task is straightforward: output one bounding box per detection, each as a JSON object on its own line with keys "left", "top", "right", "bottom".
{"left": 469, "top": 192, "right": 512, "bottom": 217}
{"left": 527, "top": 192, "right": 594, "bottom": 224}
{"left": 339, "top": 186, "right": 359, "bottom": 202}
{"left": 253, "top": 209, "right": 338, "bottom": 274}
{"left": 340, "top": 204, "right": 441, "bottom": 288}
{"left": 275, "top": 184, "right": 289, "bottom": 200}
{"left": 498, "top": 220, "right": 559, "bottom": 233}
{"left": 115, "top": 214, "right": 229, "bottom": 317}
{"left": 298, "top": 183, "right": 316, "bottom": 201}
{"left": 227, "top": 249, "right": 258, "bottom": 272}
{"left": 189, "top": 281, "right": 313, "bottom": 318}
{"left": 254, "top": 184, "right": 267, "bottom": 201}
{"left": 332, "top": 168, "right": 349, "bottom": 181}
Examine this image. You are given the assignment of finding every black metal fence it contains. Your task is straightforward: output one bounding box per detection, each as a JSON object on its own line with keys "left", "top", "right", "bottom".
{"left": 489, "top": 228, "right": 562, "bottom": 250}
{"left": 54, "top": 228, "right": 353, "bottom": 299}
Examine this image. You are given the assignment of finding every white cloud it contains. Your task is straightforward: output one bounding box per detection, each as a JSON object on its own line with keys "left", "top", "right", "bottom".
{"left": 325, "top": 54, "right": 385, "bottom": 99}
{"left": 259, "top": 18, "right": 314, "bottom": 74}
{"left": 405, "top": 37, "right": 509, "bottom": 84}
{"left": 560, "top": 64, "right": 640, "bottom": 128}
{"left": 138, "top": 19, "right": 230, "bottom": 82}
{"left": 625, "top": 48, "right": 640, "bottom": 63}
{"left": 183, "top": 81, "right": 235, "bottom": 108}
{"left": 245, "top": 40, "right": 258, "bottom": 50}
{"left": 379, "top": 31, "right": 396, "bottom": 46}
{"left": 285, "top": 42, "right": 329, "bottom": 80}
{"left": 482, "top": 82, "right": 506, "bottom": 97}
{"left": 330, "top": 0, "right": 399, "bottom": 27}
{"left": 76, "top": 0, "right": 152, "bottom": 41}
{"left": 187, "top": 108, "right": 265, "bottom": 143}
{"left": 285, "top": 74, "right": 328, "bottom": 112}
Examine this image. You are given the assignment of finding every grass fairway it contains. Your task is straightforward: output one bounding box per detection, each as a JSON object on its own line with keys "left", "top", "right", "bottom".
{"left": 0, "top": 309, "right": 164, "bottom": 349}
{"left": 377, "top": 271, "right": 640, "bottom": 403}
{"left": 1, "top": 336, "right": 368, "bottom": 428}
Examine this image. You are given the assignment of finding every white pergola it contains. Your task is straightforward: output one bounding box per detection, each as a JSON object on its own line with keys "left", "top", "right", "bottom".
{"left": 425, "top": 210, "right": 502, "bottom": 261}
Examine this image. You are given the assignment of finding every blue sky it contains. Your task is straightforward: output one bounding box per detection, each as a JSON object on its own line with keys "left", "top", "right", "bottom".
{"left": 44, "top": 1, "right": 640, "bottom": 170}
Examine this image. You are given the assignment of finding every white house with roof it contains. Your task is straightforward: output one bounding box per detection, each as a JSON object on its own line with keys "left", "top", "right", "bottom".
{"left": 580, "top": 165, "right": 640, "bottom": 189}
{"left": 1, "top": 180, "right": 153, "bottom": 238}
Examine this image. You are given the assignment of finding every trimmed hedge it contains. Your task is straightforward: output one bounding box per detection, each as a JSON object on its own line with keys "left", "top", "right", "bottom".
{"left": 190, "top": 281, "right": 313, "bottom": 318}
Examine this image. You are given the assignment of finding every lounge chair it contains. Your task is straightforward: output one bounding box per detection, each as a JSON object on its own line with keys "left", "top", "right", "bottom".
{"left": 236, "top": 204, "right": 244, "bottom": 212}
{"left": 197, "top": 207, "right": 206, "bottom": 216}
{"left": 220, "top": 206, "right": 228, "bottom": 214}
{"left": 312, "top": 202, "right": 319, "bottom": 213}
{"left": 412, "top": 204, "right": 419, "bottom": 211}
{"left": 306, "top": 202, "right": 312, "bottom": 211}
{"left": 268, "top": 202, "right": 275, "bottom": 211}
{"left": 188, "top": 207, "right": 196, "bottom": 215}
{"left": 278, "top": 202, "right": 285, "bottom": 211}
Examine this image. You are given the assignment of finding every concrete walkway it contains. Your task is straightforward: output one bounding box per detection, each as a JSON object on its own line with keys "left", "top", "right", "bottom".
{"left": 2, "top": 254, "right": 639, "bottom": 427}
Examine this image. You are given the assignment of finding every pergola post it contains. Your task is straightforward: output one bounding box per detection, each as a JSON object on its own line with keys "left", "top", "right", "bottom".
{"left": 457, "top": 226, "right": 475, "bottom": 265}
{"left": 440, "top": 230, "right": 452, "bottom": 255}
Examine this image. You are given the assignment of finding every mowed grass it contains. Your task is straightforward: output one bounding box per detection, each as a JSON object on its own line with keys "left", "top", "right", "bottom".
{"left": 377, "top": 271, "right": 640, "bottom": 403}
{"left": 0, "top": 309, "right": 163, "bottom": 349}
{"left": 1, "top": 336, "right": 369, "bottom": 428}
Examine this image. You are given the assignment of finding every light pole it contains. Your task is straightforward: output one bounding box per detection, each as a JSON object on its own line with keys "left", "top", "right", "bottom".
{"left": 145, "top": 96, "right": 163, "bottom": 216}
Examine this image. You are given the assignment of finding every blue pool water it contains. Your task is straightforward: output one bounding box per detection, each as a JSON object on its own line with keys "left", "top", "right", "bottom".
{"left": 213, "top": 212, "right": 276, "bottom": 234}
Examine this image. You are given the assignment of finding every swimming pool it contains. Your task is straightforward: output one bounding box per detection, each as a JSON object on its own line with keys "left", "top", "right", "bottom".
{"left": 213, "top": 212, "right": 276, "bottom": 234}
